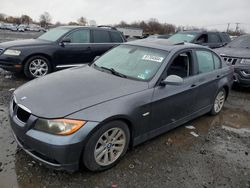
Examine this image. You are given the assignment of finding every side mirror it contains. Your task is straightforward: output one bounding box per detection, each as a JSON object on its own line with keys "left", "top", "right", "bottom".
{"left": 194, "top": 40, "right": 203, "bottom": 45}
{"left": 221, "top": 42, "right": 228, "bottom": 47}
{"left": 94, "top": 56, "right": 100, "bottom": 61}
{"left": 160, "top": 75, "right": 184, "bottom": 86}
{"left": 60, "top": 38, "right": 71, "bottom": 46}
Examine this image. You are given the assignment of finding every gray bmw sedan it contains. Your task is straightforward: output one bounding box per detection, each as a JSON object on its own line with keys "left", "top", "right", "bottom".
{"left": 9, "top": 39, "right": 233, "bottom": 172}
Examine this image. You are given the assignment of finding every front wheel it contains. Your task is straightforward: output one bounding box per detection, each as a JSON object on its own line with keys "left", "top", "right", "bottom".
{"left": 210, "top": 88, "right": 226, "bottom": 115}
{"left": 24, "top": 56, "right": 51, "bottom": 79}
{"left": 82, "top": 121, "right": 130, "bottom": 172}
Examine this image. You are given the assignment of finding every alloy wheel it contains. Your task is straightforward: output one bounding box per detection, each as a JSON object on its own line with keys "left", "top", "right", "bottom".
{"left": 94, "top": 128, "right": 126, "bottom": 166}
{"left": 29, "top": 59, "right": 48, "bottom": 77}
{"left": 214, "top": 90, "right": 225, "bottom": 113}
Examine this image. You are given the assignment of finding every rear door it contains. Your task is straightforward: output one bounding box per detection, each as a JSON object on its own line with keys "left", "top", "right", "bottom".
{"left": 192, "top": 49, "right": 222, "bottom": 111}
{"left": 55, "top": 29, "right": 92, "bottom": 67}
{"left": 90, "top": 29, "right": 116, "bottom": 60}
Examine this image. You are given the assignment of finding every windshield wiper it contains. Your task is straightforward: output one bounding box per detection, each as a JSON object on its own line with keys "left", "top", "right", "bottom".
{"left": 100, "top": 66, "right": 127, "bottom": 78}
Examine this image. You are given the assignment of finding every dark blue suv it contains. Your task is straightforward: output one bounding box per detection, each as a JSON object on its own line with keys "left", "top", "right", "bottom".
{"left": 0, "top": 26, "right": 126, "bottom": 78}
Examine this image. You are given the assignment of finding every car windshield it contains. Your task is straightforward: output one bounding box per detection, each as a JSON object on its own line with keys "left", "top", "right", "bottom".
{"left": 227, "top": 35, "right": 250, "bottom": 48}
{"left": 38, "top": 27, "right": 71, "bottom": 42}
{"left": 93, "top": 45, "right": 168, "bottom": 81}
{"left": 168, "top": 32, "right": 197, "bottom": 43}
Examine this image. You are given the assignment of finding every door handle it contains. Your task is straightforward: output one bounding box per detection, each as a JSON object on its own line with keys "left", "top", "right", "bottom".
{"left": 216, "top": 75, "right": 220, "bottom": 78}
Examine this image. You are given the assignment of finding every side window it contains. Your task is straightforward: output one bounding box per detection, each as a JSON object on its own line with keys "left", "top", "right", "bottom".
{"left": 208, "top": 33, "right": 221, "bottom": 43}
{"left": 213, "top": 54, "right": 221, "bottom": 69}
{"left": 167, "top": 52, "right": 192, "bottom": 78}
{"left": 196, "top": 51, "right": 214, "bottom": 73}
{"left": 196, "top": 34, "right": 208, "bottom": 43}
{"left": 66, "top": 29, "right": 90, "bottom": 43}
{"left": 110, "top": 31, "right": 123, "bottom": 43}
{"left": 93, "top": 30, "right": 111, "bottom": 43}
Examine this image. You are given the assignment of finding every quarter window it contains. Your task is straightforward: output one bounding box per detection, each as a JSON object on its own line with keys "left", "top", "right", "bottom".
{"left": 93, "top": 30, "right": 111, "bottom": 43}
{"left": 66, "top": 29, "right": 90, "bottom": 43}
{"left": 110, "top": 32, "right": 123, "bottom": 43}
{"left": 196, "top": 51, "right": 214, "bottom": 73}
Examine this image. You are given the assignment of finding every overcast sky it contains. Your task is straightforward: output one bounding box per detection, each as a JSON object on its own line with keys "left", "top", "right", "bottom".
{"left": 1, "top": 0, "right": 250, "bottom": 32}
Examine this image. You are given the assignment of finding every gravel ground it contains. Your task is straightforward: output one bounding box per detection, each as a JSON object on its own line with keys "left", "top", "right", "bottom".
{"left": 0, "top": 30, "right": 250, "bottom": 188}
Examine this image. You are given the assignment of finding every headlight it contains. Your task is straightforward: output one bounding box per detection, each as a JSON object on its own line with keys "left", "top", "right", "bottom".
{"left": 240, "top": 59, "right": 250, "bottom": 64}
{"left": 34, "top": 118, "right": 86, "bottom": 135}
{"left": 3, "top": 49, "right": 21, "bottom": 56}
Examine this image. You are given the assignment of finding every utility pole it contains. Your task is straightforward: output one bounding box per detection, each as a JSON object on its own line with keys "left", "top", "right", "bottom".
{"left": 235, "top": 23, "right": 240, "bottom": 33}
{"left": 227, "top": 23, "right": 230, "bottom": 32}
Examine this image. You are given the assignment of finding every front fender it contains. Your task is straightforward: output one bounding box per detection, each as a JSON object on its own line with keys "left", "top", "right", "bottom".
{"left": 66, "top": 89, "right": 154, "bottom": 139}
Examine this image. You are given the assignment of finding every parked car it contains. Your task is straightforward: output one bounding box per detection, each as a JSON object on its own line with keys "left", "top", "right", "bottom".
{"left": 0, "top": 22, "right": 7, "bottom": 29}
{"left": 10, "top": 39, "right": 233, "bottom": 172}
{"left": 0, "top": 26, "right": 126, "bottom": 78}
{"left": 27, "top": 24, "right": 44, "bottom": 32}
{"left": 215, "top": 34, "right": 250, "bottom": 87}
{"left": 10, "top": 25, "right": 18, "bottom": 31}
{"left": 5, "top": 23, "right": 15, "bottom": 30}
{"left": 17, "top": 24, "right": 29, "bottom": 32}
{"left": 168, "top": 31, "right": 231, "bottom": 49}
{"left": 147, "top": 34, "right": 172, "bottom": 39}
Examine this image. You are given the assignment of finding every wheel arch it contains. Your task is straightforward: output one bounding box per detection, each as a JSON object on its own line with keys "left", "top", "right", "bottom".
{"left": 22, "top": 53, "right": 53, "bottom": 70}
{"left": 222, "top": 85, "right": 229, "bottom": 100}
{"left": 79, "top": 115, "right": 135, "bottom": 170}
{"left": 95, "top": 115, "right": 135, "bottom": 147}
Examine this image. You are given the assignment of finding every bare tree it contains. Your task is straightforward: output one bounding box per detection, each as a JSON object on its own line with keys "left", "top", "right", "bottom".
{"left": 78, "top": 17, "right": 87, "bottom": 26}
{"left": 0, "top": 13, "right": 6, "bottom": 22}
{"left": 115, "top": 18, "right": 176, "bottom": 35}
{"left": 20, "top": 15, "right": 32, "bottom": 25}
{"left": 68, "top": 21, "right": 79, "bottom": 26}
{"left": 39, "top": 12, "right": 52, "bottom": 28}
{"left": 5, "top": 16, "right": 21, "bottom": 24}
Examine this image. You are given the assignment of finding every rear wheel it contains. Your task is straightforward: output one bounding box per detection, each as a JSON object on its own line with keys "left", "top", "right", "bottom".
{"left": 210, "top": 88, "right": 226, "bottom": 115}
{"left": 82, "top": 121, "right": 130, "bottom": 172}
{"left": 24, "top": 56, "right": 51, "bottom": 79}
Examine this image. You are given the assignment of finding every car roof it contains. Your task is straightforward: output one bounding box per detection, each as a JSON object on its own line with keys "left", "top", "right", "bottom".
{"left": 126, "top": 38, "right": 208, "bottom": 52}
{"left": 58, "top": 25, "right": 119, "bottom": 32}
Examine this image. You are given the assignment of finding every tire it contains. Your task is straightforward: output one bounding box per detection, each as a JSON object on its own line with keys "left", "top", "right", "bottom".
{"left": 24, "top": 56, "right": 51, "bottom": 79}
{"left": 83, "top": 121, "right": 130, "bottom": 172}
{"left": 210, "top": 88, "right": 226, "bottom": 115}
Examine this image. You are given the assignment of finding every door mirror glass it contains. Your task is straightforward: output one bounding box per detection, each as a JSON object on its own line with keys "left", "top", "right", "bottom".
{"left": 161, "top": 75, "right": 184, "bottom": 86}
{"left": 61, "top": 38, "right": 71, "bottom": 43}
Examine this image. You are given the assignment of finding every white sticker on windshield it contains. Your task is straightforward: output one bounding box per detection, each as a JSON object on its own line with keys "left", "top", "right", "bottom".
{"left": 142, "top": 55, "right": 164, "bottom": 63}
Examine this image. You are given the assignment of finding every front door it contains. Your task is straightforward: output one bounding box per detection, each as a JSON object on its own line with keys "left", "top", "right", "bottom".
{"left": 55, "top": 29, "right": 93, "bottom": 67}
{"left": 150, "top": 51, "right": 199, "bottom": 132}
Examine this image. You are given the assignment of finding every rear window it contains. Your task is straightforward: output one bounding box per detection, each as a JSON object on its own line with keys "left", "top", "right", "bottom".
{"left": 110, "top": 31, "right": 123, "bottom": 43}
{"left": 168, "top": 32, "right": 197, "bottom": 43}
{"left": 196, "top": 50, "right": 222, "bottom": 74}
{"left": 93, "top": 30, "right": 111, "bottom": 43}
{"left": 196, "top": 51, "right": 214, "bottom": 73}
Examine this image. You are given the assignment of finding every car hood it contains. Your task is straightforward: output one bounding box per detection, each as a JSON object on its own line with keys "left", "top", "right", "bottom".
{"left": 215, "top": 47, "right": 250, "bottom": 59}
{"left": 0, "top": 39, "right": 51, "bottom": 49}
{"left": 14, "top": 66, "right": 148, "bottom": 119}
